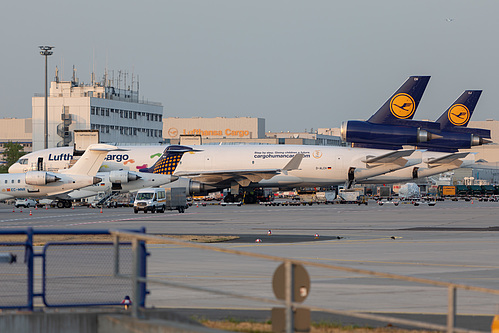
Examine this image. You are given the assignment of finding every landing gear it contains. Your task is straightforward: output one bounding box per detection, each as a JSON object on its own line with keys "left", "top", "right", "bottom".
{"left": 56, "top": 200, "right": 73, "bottom": 208}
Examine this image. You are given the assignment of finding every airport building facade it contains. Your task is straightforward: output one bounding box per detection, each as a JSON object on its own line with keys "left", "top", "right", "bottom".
{"left": 0, "top": 118, "right": 33, "bottom": 162}
{"left": 32, "top": 74, "right": 163, "bottom": 151}
{"left": 164, "top": 117, "right": 344, "bottom": 146}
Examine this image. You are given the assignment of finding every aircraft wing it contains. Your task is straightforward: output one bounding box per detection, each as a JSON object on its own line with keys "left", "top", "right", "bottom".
{"left": 362, "top": 150, "right": 416, "bottom": 165}
{"left": 176, "top": 153, "right": 304, "bottom": 187}
{"left": 0, "top": 193, "right": 13, "bottom": 201}
{"left": 425, "top": 152, "right": 470, "bottom": 166}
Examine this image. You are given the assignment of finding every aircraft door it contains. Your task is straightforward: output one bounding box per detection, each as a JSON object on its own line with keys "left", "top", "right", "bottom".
{"left": 37, "top": 157, "right": 43, "bottom": 171}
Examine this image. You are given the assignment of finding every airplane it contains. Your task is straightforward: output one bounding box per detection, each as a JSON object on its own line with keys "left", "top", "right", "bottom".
{"left": 137, "top": 144, "right": 423, "bottom": 194}
{"left": 0, "top": 144, "right": 121, "bottom": 201}
{"left": 342, "top": 88, "right": 491, "bottom": 151}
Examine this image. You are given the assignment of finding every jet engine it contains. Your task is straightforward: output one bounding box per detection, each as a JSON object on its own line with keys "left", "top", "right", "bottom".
{"left": 341, "top": 121, "right": 438, "bottom": 146}
{"left": 25, "top": 171, "right": 60, "bottom": 185}
{"left": 163, "top": 177, "right": 215, "bottom": 195}
{"left": 109, "top": 170, "right": 141, "bottom": 184}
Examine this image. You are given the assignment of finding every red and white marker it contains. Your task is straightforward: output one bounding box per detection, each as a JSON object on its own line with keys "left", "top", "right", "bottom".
{"left": 314, "top": 233, "right": 319, "bottom": 239}
{"left": 267, "top": 230, "right": 272, "bottom": 235}
{"left": 255, "top": 239, "right": 262, "bottom": 243}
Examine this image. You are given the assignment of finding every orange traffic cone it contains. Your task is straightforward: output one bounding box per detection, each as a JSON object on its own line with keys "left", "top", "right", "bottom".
{"left": 35, "top": 206, "right": 38, "bottom": 210}
{"left": 29, "top": 210, "right": 32, "bottom": 216}
{"left": 45, "top": 205, "right": 48, "bottom": 210}
{"left": 12, "top": 208, "right": 14, "bottom": 213}
{"left": 72, "top": 205, "right": 75, "bottom": 210}
{"left": 100, "top": 207, "right": 103, "bottom": 213}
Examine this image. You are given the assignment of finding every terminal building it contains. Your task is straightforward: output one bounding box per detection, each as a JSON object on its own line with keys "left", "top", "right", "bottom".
{"left": 0, "top": 118, "right": 33, "bottom": 159}
{"left": 163, "top": 117, "right": 344, "bottom": 146}
{"left": 31, "top": 68, "right": 164, "bottom": 151}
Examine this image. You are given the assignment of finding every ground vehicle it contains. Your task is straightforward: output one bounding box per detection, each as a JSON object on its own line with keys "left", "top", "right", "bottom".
{"left": 14, "top": 198, "right": 37, "bottom": 208}
{"left": 164, "top": 188, "right": 188, "bottom": 213}
{"left": 133, "top": 188, "right": 167, "bottom": 213}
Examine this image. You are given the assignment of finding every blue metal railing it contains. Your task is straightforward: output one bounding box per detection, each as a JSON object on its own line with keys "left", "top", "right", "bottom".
{"left": 0, "top": 227, "right": 147, "bottom": 310}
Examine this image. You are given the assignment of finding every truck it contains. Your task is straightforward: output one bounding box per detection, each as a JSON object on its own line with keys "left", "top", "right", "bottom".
{"left": 165, "top": 187, "right": 188, "bottom": 213}
{"left": 338, "top": 189, "right": 367, "bottom": 205}
{"left": 316, "top": 191, "right": 336, "bottom": 204}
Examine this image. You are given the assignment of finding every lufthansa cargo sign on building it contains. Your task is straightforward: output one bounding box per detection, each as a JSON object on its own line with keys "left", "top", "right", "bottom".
{"left": 164, "top": 117, "right": 265, "bottom": 139}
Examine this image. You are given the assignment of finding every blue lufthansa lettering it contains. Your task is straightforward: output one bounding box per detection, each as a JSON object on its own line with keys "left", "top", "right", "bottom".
{"left": 48, "top": 153, "right": 73, "bottom": 161}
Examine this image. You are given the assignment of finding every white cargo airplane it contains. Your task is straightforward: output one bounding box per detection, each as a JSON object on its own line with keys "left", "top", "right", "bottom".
{"left": 0, "top": 144, "right": 121, "bottom": 201}
{"left": 9, "top": 144, "right": 423, "bottom": 192}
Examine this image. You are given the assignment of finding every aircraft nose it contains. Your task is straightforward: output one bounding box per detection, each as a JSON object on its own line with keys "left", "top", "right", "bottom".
{"left": 92, "top": 176, "right": 102, "bottom": 184}
{"left": 8, "top": 164, "right": 19, "bottom": 173}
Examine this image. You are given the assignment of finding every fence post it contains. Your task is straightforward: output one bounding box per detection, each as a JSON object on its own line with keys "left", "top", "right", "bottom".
{"left": 447, "top": 285, "right": 456, "bottom": 333}
{"left": 139, "top": 227, "right": 147, "bottom": 308}
{"left": 131, "top": 237, "right": 141, "bottom": 318}
{"left": 284, "top": 260, "right": 294, "bottom": 333}
{"left": 26, "top": 228, "right": 34, "bottom": 311}
{"left": 113, "top": 234, "right": 120, "bottom": 277}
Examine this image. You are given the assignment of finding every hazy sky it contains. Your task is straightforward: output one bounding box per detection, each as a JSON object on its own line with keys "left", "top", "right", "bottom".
{"left": 1, "top": 1, "right": 498, "bottom": 132}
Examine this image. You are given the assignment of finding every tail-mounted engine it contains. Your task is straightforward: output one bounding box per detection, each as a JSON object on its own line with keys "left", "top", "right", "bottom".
{"left": 25, "top": 171, "right": 60, "bottom": 185}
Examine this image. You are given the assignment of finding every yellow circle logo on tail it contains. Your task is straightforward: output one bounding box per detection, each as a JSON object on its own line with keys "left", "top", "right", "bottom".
{"left": 390, "top": 93, "right": 416, "bottom": 119}
{"left": 448, "top": 104, "right": 470, "bottom": 126}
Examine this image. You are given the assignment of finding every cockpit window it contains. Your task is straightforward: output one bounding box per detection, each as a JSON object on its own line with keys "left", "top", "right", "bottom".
{"left": 18, "top": 159, "right": 28, "bottom": 165}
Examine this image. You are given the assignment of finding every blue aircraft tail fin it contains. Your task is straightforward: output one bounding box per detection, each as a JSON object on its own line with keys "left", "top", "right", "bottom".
{"left": 435, "top": 90, "right": 482, "bottom": 130}
{"left": 367, "top": 76, "right": 430, "bottom": 125}
{"left": 139, "top": 145, "right": 196, "bottom": 174}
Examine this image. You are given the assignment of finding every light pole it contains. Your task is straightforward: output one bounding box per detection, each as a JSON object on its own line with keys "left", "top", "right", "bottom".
{"left": 39, "top": 46, "right": 54, "bottom": 149}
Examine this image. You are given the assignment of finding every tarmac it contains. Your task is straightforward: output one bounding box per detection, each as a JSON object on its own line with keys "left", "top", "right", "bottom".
{"left": 1, "top": 199, "right": 499, "bottom": 331}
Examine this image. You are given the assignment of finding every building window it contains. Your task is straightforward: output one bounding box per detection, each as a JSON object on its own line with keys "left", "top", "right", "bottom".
{"left": 91, "top": 107, "right": 96, "bottom": 115}
{"left": 106, "top": 109, "right": 109, "bottom": 116}
{"left": 146, "top": 113, "right": 150, "bottom": 121}
{"left": 120, "top": 110, "right": 123, "bottom": 118}
{"left": 133, "top": 112, "right": 137, "bottom": 119}
{"left": 101, "top": 108, "right": 105, "bottom": 116}
{"left": 159, "top": 115, "right": 162, "bottom": 122}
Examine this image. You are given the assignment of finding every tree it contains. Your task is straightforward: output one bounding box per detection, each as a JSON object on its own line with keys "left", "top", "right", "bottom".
{"left": 0, "top": 142, "right": 26, "bottom": 173}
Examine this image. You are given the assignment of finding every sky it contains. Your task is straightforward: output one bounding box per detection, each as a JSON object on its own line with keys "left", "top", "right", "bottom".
{"left": 1, "top": 1, "right": 498, "bottom": 132}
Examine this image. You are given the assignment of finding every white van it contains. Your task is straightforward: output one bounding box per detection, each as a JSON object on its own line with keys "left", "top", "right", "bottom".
{"left": 133, "top": 188, "right": 166, "bottom": 213}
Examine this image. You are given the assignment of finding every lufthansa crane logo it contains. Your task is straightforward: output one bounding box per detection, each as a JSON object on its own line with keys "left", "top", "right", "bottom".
{"left": 313, "top": 150, "right": 322, "bottom": 159}
{"left": 168, "top": 128, "right": 178, "bottom": 137}
{"left": 390, "top": 93, "right": 416, "bottom": 119}
{"left": 448, "top": 104, "right": 470, "bottom": 126}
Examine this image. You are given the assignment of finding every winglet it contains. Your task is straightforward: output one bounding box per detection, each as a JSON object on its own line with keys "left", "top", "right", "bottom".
{"left": 282, "top": 153, "right": 304, "bottom": 171}
{"left": 60, "top": 144, "right": 123, "bottom": 176}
